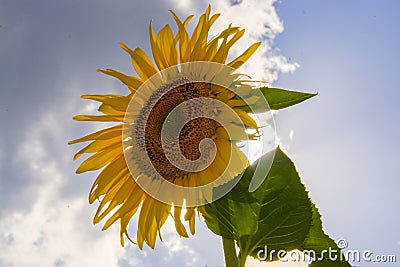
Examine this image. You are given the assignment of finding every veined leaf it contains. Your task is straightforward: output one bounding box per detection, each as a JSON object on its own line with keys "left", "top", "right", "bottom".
{"left": 202, "top": 147, "right": 350, "bottom": 266}
{"left": 303, "top": 204, "right": 351, "bottom": 267}
{"left": 202, "top": 147, "right": 312, "bottom": 259}
{"left": 237, "top": 87, "right": 317, "bottom": 113}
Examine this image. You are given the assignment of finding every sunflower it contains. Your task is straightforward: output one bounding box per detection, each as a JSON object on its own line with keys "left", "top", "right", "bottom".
{"left": 70, "top": 5, "right": 262, "bottom": 249}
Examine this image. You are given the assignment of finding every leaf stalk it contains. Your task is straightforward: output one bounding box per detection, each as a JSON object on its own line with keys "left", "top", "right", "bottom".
{"left": 222, "top": 237, "right": 239, "bottom": 267}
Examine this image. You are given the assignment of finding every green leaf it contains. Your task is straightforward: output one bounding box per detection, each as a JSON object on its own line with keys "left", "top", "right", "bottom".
{"left": 201, "top": 147, "right": 351, "bottom": 266}
{"left": 302, "top": 204, "right": 351, "bottom": 267}
{"left": 203, "top": 147, "right": 312, "bottom": 259}
{"left": 237, "top": 87, "right": 317, "bottom": 113}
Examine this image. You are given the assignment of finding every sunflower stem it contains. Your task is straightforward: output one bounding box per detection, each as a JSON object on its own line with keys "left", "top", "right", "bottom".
{"left": 222, "top": 237, "right": 239, "bottom": 267}
{"left": 238, "top": 252, "right": 247, "bottom": 267}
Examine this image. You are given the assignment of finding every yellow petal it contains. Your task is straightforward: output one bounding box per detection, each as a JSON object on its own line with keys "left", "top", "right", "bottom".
{"left": 215, "top": 126, "right": 230, "bottom": 140}
{"left": 197, "top": 166, "right": 217, "bottom": 191}
{"left": 103, "top": 184, "right": 143, "bottom": 230}
{"left": 76, "top": 145, "right": 121, "bottom": 173}
{"left": 215, "top": 139, "right": 233, "bottom": 176}
{"left": 119, "top": 43, "right": 157, "bottom": 81}
{"left": 215, "top": 89, "right": 233, "bottom": 102}
{"left": 170, "top": 11, "right": 193, "bottom": 63}
{"left": 173, "top": 205, "right": 189, "bottom": 237}
{"left": 97, "top": 69, "right": 142, "bottom": 92}
{"left": 220, "top": 123, "right": 248, "bottom": 141}
{"left": 97, "top": 104, "right": 124, "bottom": 116}
{"left": 73, "top": 135, "right": 121, "bottom": 160}
{"left": 149, "top": 21, "right": 166, "bottom": 71}
{"left": 94, "top": 174, "right": 132, "bottom": 224}
{"left": 209, "top": 13, "right": 220, "bottom": 27}
{"left": 185, "top": 173, "right": 198, "bottom": 205}
{"left": 81, "top": 94, "right": 122, "bottom": 102}
{"left": 137, "top": 228, "right": 145, "bottom": 249}
{"left": 229, "top": 146, "right": 249, "bottom": 175}
{"left": 82, "top": 94, "right": 130, "bottom": 112}
{"left": 184, "top": 208, "right": 196, "bottom": 235}
{"left": 212, "top": 28, "right": 244, "bottom": 63}
{"left": 157, "top": 25, "right": 178, "bottom": 67}
{"left": 228, "top": 42, "right": 261, "bottom": 69}
{"left": 190, "top": 8, "right": 207, "bottom": 49}
{"left": 119, "top": 208, "right": 139, "bottom": 246}
{"left": 234, "top": 108, "right": 259, "bottom": 130}
{"left": 72, "top": 115, "right": 124, "bottom": 122}
{"left": 226, "top": 99, "right": 248, "bottom": 107}
{"left": 226, "top": 29, "right": 245, "bottom": 47}
{"left": 89, "top": 155, "right": 126, "bottom": 203}
{"left": 204, "top": 38, "right": 219, "bottom": 61}
{"left": 190, "top": 20, "right": 209, "bottom": 61}
{"left": 153, "top": 201, "right": 171, "bottom": 240}
{"left": 68, "top": 125, "right": 122, "bottom": 144}
{"left": 138, "top": 197, "right": 158, "bottom": 249}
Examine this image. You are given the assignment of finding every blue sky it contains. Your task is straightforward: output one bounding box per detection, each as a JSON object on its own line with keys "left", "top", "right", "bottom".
{"left": 0, "top": 0, "right": 399, "bottom": 266}
{"left": 274, "top": 0, "right": 400, "bottom": 257}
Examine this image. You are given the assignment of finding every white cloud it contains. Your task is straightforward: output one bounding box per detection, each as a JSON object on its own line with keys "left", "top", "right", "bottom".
{"left": 160, "top": 220, "right": 198, "bottom": 266}
{"left": 208, "top": 0, "right": 298, "bottom": 82}
{"left": 246, "top": 255, "right": 308, "bottom": 267}
{"left": 289, "top": 130, "right": 294, "bottom": 141}
{"left": 170, "top": 0, "right": 298, "bottom": 82}
{"left": 0, "top": 113, "right": 128, "bottom": 267}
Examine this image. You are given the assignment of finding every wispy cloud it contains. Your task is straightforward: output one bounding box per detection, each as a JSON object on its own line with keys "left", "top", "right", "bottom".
{"left": 186, "top": 0, "right": 299, "bottom": 82}
{"left": 0, "top": 113, "right": 127, "bottom": 267}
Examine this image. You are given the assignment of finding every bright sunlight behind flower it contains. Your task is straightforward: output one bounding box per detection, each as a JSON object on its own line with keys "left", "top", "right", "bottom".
{"left": 69, "top": 4, "right": 348, "bottom": 267}
{"left": 69, "top": 5, "right": 266, "bottom": 249}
